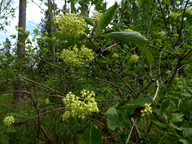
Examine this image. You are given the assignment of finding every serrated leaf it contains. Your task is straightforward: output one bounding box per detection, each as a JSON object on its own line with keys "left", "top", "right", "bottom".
{"left": 106, "top": 107, "right": 120, "bottom": 130}
{"left": 131, "top": 97, "right": 152, "bottom": 106}
{"left": 183, "top": 128, "right": 192, "bottom": 138}
{"left": 170, "top": 113, "right": 184, "bottom": 123}
{"left": 104, "top": 32, "right": 151, "bottom": 47}
{"left": 78, "top": 126, "right": 102, "bottom": 144}
{"left": 98, "top": 3, "right": 118, "bottom": 33}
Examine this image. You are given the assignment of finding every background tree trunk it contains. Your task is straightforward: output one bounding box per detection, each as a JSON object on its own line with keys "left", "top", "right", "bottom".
{"left": 47, "top": 0, "right": 57, "bottom": 63}
{"left": 13, "top": 0, "right": 26, "bottom": 103}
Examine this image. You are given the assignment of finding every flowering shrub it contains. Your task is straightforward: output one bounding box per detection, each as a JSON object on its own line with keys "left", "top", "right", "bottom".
{"left": 3, "top": 116, "right": 15, "bottom": 126}
{"left": 62, "top": 89, "right": 99, "bottom": 120}
{"left": 60, "top": 45, "right": 95, "bottom": 67}
{"left": 54, "top": 13, "right": 87, "bottom": 37}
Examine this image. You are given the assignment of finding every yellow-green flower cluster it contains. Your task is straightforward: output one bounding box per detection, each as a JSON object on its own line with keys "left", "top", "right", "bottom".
{"left": 54, "top": 13, "right": 86, "bottom": 37}
{"left": 45, "top": 98, "right": 50, "bottom": 104}
{"left": 124, "top": 28, "right": 133, "bottom": 32}
{"left": 60, "top": 45, "right": 95, "bottom": 67}
{"left": 62, "top": 89, "right": 99, "bottom": 120}
{"left": 93, "top": 13, "right": 103, "bottom": 23}
{"left": 3, "top": 116, "right": 15, "bottom": 126}
{"left": 112, "top": 53, "right": 119, "bottom": 59}
{"left": 129, "top": 54, "right": 139, "bottom": 63}
{"left": 141, "top": 103, "right": 152, "bottom": 117}
{"left": 169, "top": 12, "right": 181, "bottom": 20}
{"left": 186, "top": 8, "right": 192, "bottom": 14}
{"left": 157, "top": 31, "right": 165, "bottom": 37}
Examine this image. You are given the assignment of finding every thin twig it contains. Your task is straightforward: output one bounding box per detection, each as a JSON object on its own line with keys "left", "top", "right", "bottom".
{"left": 157, "top": 0, "right": 174, "bottom": 46}
{"left": 109, "top": 68, "right": 138, "bottom": 98}
{"left": 152, "top": 80, "right": 159, "bottom": 101}
{"left": 175, "top": 0, "right": 190, "bottom": 46}
{"left": 15, "top": 107, "right": 66, "bottom": 126}
{"left": 138, "top": 80, "right": 155, "bottom": 96}
{"left": 126, "top": 118, "right": 136, "bottom": 144}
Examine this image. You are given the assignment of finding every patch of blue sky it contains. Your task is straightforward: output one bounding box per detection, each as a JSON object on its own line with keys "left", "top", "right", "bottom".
{"left": 0, "top": 0, "right": 120, "bottom": 45}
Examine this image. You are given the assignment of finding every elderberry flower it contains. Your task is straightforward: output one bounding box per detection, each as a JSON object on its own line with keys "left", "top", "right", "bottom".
{"left": 186, "top": 8, "right": 192, "bottom": 14}
{"left": 129, "top": 54, "right": 139, "bottom": 63}
{"left": 169, "top": 12, "right": 181, "bottom": 20}
{"left": 60, "top": 45, "right": 95, "bottom": 67}
{"left": 112, "top": 53, "right": 119, "bottom": 59}
{"left": 157, "top": 31, "right": 165, "bottom": 37}
{"left": 54, "top": 13, "right": 87, "bottom": 37}
{"left": 45, "top": 98, "right": 50, "bottom": 104}
{"left": 93, "top": 13, "right": 103, "bottom": 23}
{"left": 141, "top": 103, "right": 152, "bottom": 117}
{"left": 62, "top": 111, "right": 71, "bottom": 120}
{"left": 62, "top": 90, "right": 99, "bottom": 119}
{"left": 124, "top": 28, "right": 133, "bottom": 32}
{"left": 3, "top": 116, "right": 15, "bottom": 126}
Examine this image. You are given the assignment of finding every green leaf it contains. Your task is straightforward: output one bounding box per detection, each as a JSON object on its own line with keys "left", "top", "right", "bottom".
{"left": 6, "top": 127, "right": 16, "bottom": 133}
{"left": 131, "top": 97, "right": 152, "bottom": 106}
{"left": 169, "top": 123, "right": 183, "bottom": 131}
{"left": 170, "top": 113, "right": 184, "bottom": 123}
{"left": 97, "top": 3, "right": 118, "bottom": 33}
{"left": 163, "top": 0, "right": 171, "bottom": 6}
{"left": 141, "top": 47, "right": 154, "bottom": 64}
{"left": 104, "top": 32, "right": 151, "bottom": 47}
{"left": 161, "top": 99, "right": 170, "bottom": 112}
{"left": 183, "top": 128, "right": 192, "bottom": 138}
{"left": 106, "top": 107, "right": 120, "bottom": 130}
{"left": 179, "top": 139, "right": 189, "bottom": 144}
{"left": 78, "top": 126, "right": 102, "bottom": 144}
{"left": 83, "top": 17, "right": 94, "bottom": 26}
{"left": 0, "top": 134, "right": 9, "bottom": 144}
{"left": 122, "top": 104, "right": 139, "bottom": 116}
{"left": 152, "top": 121, "right": 167, "bottom": 128}
{"left": 179, "top": 99, "right": 192, "bottom": 112}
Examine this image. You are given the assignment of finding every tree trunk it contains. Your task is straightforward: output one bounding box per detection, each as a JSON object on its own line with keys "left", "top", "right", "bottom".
{"left": 47, "top": 0, "right": 57, "bottom": 63}
{"left": 13, "top": 0, "right": 26, "bottom": 103}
